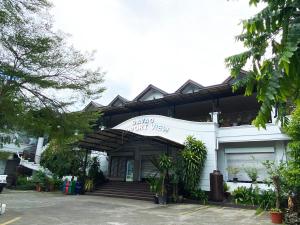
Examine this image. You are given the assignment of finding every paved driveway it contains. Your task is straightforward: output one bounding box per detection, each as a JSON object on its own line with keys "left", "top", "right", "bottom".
{"left": 0, "top": 189, "right": 272, "bottom": 225}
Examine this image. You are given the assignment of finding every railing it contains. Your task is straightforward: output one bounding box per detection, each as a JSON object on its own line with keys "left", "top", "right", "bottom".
{"left": 219, "top": 110, "right": 262, "bottom": 127}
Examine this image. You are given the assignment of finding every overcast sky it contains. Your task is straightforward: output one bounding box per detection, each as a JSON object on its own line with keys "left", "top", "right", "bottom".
{"left": 50, "top": 0, "right": 261, "bottom": 108}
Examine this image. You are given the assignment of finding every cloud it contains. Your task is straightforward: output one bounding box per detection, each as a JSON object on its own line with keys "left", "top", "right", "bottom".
{"left": 50, "top": 0, "right": 262, "bottom": 107}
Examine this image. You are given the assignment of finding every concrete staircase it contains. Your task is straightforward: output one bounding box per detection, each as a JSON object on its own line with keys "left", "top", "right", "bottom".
{"left": 88, "top": 181, "right": 154, "bottom": 201}
{"left": 17, "top": 152, "right": 52, "bottom": 176}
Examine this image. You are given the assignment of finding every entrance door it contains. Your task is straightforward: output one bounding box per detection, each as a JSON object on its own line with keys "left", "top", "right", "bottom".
{"left": 126, "top": 159, "right": 134, "bottom": 182}
{"left": 110, "top": 157, "right": 126, "bottom": 180}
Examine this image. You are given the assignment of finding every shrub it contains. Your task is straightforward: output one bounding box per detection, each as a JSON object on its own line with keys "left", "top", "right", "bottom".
{"left": 88, "top": 157, "right": 105, "bottom": 186}
{"left": 258, "top": 189, "right": 276, "bottom": 210}
{"left": 40, "top": 139, "right": 87, "bottom": 177}
{"left": 179, "top": 136, "right": 207, "bottom": 191}
{"left": 232, "top": 186, "right": 276, "bottom": 209}
{"left": 224, "top": 182, "right": 230, "bottom": 192}
{"left": 16, "top": 176, "right": 35, "bottom": 190}
{"left": 232, "top": 186, "right": 260, "bottom": 206}
{"left": 190, "top": 189, "right": 208, "bottom": 204}
{"left": 32, "top": 170, "right": 48, "bottom": 189}
{"left": 244, "top": 167, "right": 258, "bottom": 182}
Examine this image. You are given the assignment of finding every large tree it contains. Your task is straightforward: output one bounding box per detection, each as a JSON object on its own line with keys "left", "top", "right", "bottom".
{"left": 0, "top": 0, "right": 104, "bottom": 140}
{"left": 226, "top": 0, "right": 300, "bottom": 127}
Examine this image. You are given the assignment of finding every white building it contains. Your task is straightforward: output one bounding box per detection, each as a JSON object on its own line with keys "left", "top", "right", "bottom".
{"left": 81, "top": 74, "right": 289, "bottom": 192}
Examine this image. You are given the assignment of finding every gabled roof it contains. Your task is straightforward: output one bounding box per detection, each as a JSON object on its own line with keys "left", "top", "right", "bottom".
{"left": 222, "top": 70, "right": 247, "bottom": 85}
{"left": 83, "top": 101, "right": 103, "bottom": 112}
{"left": 133, "top": 84, "right": 168, "bottom": 101}
{"left": 108, "top": 95, "right": 128, "bottom": 107}
{"left": 176, "top": 79, "right": 204, "bottom": 93}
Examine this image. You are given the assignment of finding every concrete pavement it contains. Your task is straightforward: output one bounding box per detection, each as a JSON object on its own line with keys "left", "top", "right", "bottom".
{"left": 0, "top": 189, "right": 272, "bottom": 225}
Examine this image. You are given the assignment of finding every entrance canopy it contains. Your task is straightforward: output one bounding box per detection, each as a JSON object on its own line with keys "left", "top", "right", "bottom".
{"left": 79, "top": 129, "right": 184, "bottom": 152}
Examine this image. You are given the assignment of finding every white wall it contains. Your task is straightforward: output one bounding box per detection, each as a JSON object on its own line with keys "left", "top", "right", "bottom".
{"left": 114, "top": 115, "right": 218, "bottom": 191}
{"left": 113, "top": 115, "right": 289, "bottom": 191}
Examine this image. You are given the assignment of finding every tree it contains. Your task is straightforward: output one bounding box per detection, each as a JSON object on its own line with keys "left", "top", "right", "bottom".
{"left": 0, "top": 0, "right": 105, "bottom": 141}
{"left": 283, "top": 106, "right": 300, "bottom": 212}
{"left": 225, "top": 0, "right": 300, "bottom": 128}
{"left": 40, "top": 138, "right": 87, "bottom": 177}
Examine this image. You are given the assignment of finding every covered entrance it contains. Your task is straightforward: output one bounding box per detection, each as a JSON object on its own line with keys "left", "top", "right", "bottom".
{"left": 79, "top": 129, "right": 184, "bottom": 182}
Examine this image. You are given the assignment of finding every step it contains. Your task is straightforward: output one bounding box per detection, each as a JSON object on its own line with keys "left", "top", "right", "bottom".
{"left": 97, "top": 185, "right": 150, "bottom": 190}
{"left": 93, "top": 190, "right": 153, "bottom": 197}
{"left": 87, "top": 192, "right": 154, "bottom": 201}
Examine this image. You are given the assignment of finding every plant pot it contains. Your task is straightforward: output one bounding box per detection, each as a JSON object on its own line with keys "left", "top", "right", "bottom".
{"left": 154, "top": 195, "right": 159, "bottom": 204}
{"left": 158, "top": 195, "right": 167, "bottom": 205}
{"left": 270, "top": 212, "right": 283, "bottom": 224}
{"left": 233, "top": 177, "right": 238, "bottom": 183}
{"left": 36, "top": 184, "right": 42, "bottom": 192}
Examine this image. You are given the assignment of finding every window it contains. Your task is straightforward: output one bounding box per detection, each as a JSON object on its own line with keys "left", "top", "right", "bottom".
{"left": 225, "top": 147, "right": 275, "bottom": 182}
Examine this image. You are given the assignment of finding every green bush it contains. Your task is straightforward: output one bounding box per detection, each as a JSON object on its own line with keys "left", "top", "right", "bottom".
{"left": 88, "top": 157, "right": 106, "bottom": 186}
{"left": 190, "top": 189, "right": 208, "bottom": 204}
{"left": 16, "top": 176, "right": 35, "bottom": 190}
{"left": 232, "top": 186, "right": 260, "bottom": 206}
{"left": 48, "top": 175, "right": 63, "bottom": 191}
{"left": 32, "top": 170, "right": 48, "bottom": 189}
{"left": 224, "top": 182, "right": 230, "bottom": 192}
{"left": 258, "top": 189, "right": 276, "bottom": 210}
{"left": 232, "top": 186, "right": 275, "bottom": 209}
{"left": 178, "top": 136, "right": 207, "bottom": 191}
{"left": 40, "top": 139, "right": 87, "bottom": 177}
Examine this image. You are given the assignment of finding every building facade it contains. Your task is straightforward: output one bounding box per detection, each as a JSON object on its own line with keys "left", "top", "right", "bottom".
{"left": 81, "top": 75, "right": 289, "bottom": 191}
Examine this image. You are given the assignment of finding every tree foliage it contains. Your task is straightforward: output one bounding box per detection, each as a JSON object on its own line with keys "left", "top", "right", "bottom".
{"left": 40, "top": 138, "right": 87, "bottom": 177}
{"left": 0, "top": 0, "right": 104, "bottom": 141}
{"left": 226, "top": 0, "right": 300, "bottom": 127}
{"left": 284, "top": 107, "right": 300, "bottom": 197}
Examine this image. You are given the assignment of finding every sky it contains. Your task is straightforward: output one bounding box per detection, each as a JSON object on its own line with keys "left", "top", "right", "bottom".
{"left": 50, "top": 0, "right": 261, "bottom": 108}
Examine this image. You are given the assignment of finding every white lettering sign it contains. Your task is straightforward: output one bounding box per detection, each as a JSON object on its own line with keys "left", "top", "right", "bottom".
{"left": 126, "top": 118, "right": 169, "bottom": 133}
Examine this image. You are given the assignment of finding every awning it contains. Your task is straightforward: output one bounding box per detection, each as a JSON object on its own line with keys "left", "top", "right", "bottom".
{"left": 78, "top": 129, "right": 184, "bottom": 152}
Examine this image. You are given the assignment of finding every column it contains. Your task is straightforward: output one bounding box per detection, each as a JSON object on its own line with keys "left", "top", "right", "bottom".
{"left": 271, "top": 107, "right": 281, "bottom": 126}
{"left": 35, "top": 137, "right": 44, "bottom": 164}
{"left": 133, "top": 147, "right": 141, "bottom": 181}
{"left": 210, "top": 112, "right": 219, "bottom": 124}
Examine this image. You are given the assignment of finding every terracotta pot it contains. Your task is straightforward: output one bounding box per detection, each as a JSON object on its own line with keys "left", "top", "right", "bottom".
{"left": 36, "top": 184, "right": 41, "bottom": 192}
{"left": 270, "top": 212, "right": 283, "bottom": 224}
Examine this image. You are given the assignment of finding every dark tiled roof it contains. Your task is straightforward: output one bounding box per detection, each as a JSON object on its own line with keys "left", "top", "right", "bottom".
{"left": 108, "top": 95, "right": 129, "bottom": 107}
{"left": 133, "top": 84, "right": 168, "bottom": 101}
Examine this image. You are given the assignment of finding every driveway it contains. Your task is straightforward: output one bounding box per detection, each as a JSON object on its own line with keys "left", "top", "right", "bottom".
{"left": 0, "top": 189, "right": 272, "bottom": 225}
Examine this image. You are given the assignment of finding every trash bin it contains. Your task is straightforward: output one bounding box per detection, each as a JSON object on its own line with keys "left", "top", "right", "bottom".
{"left": 75, "top": 181, "right": 81, "bottom": 195}
{"left": 210, "top": 170, "right": 224, "bottom": 202}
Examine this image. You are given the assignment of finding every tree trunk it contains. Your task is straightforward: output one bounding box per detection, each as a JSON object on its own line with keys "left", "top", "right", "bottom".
{"left": 273, "top": 175, "right": 281, "bottom": 209}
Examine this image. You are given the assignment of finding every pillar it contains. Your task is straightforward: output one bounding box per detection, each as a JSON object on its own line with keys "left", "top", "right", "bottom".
{"left": 271, "top": 107, "right": 281, "bottom": 126}
{"left": 35, "top": 137, "right": 44, "bottom": 164}
{"left": 133, "top": 147, "right": 141, "bottom": 181}
{"left": 210, "top": 112, "right": 219, "bottom": 124}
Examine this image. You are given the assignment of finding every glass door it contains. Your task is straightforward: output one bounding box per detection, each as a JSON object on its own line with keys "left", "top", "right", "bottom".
{"left": 125, "top": 159, "right": 134, "bottom": 182}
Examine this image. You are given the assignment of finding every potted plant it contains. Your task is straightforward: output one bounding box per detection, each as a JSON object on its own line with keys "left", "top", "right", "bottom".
{"left": 151, "top": 154, "right": 173, "bottom": 205}
{"left": 147, "top": 176, "right": 159, "bottom": 204}
{"left": 263, "top": 160, "right": 285, "bottom": 224}
{"left": 244, "top": 167, "right": 258, "bottom": 183}
{"left": 226, "top": 167, "right": 240, "bottom": 182}
{"left": 84, "top": 178, "right": 94, "bottom": 192}
{"left": 32, "top": 170, "right": 47, "bottom": 192}
{"left": 270, "top": 208, "right": 284, "bottom": 224}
